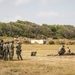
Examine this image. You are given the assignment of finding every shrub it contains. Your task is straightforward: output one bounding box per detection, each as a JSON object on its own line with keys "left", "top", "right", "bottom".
{"left": 67, "top": 41, "right": 75, "bottom": 45}
{"left": 48, "top": 40, "right": 55, "bottom": 44}
{"left": 23, "top": 40, "right": 31, "bottom": 44}
{"left": 60, "top": 41, "right": 65, "bottom": 45}
{"left": 56, "top": 41, "right": 65, "bottom": 45}
{"left": 14, "top": 39, "right": 19, "bottom": 41}
{"left": 56, "top": 41, "right": 60, "bottom": 45}
{"left": 52, "top": 37, "right": 58, "bottom": 39}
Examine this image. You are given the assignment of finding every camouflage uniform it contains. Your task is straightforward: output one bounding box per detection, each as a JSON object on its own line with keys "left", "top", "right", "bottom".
{"left": 0, "top": 40, "right": 4, "bottom": 58}
{"left": 9, "top": 41, "right": 14, "bottom": 60}
{"left": 3, "top": 42, "right": 9, "bottom": 61}
{"left": 1, "top": 40, "right": 3, "bottom": 51}
{"left": 0, "top": 42, "right": 3, "bottom": 58}
{"left": 58, "top": 45, "right": 66, "bottom": 55}
{"left": 16, "top": 43, "right": 23, "bottom": 60}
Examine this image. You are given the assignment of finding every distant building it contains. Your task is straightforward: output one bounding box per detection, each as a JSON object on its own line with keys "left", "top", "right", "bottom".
{"left": 30, "top": 39, "right": 46, "bottom": 44}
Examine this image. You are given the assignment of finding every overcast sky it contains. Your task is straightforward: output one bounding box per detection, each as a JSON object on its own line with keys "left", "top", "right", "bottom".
{"left": 0, "top": 0, "right": 75, "bottom": 25}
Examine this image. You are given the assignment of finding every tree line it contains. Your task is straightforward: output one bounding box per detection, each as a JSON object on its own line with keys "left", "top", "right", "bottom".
{"left": 0, "top": 20, "right": 75, "bottom": 39}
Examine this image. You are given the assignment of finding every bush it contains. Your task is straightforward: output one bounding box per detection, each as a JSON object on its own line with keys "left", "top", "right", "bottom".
{"left": 60, "top": 41, "right": 65, "bottom": 45}
{"left": 52, "top": 37, "right": 58, "bottom": 39}
{"left": 23, "top": 40, "right": 31, "bottom": 44}
{"left": 48, "top": 40, "right": 55, "bottom": 44}
{"left": 56, "top": 41, "right": 65, "bottom": 45}
{"left": 14, "top": 39, "right": 19, "bottom": 41}
{"left": 56, "top": 41, "right": 60, "bottom": 45}
{"left": 67, "top": 41, "right": 75, "bottom": 45}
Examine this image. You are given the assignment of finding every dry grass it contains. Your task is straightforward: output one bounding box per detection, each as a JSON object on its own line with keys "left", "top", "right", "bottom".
{"left": 21, "top": 44, "right": 75, "bottom": 51}
{"left": 0, "top": 56, "right": 75, "bottom": 75}
{"left": 0, "top": 44, "right": 75, "bottom": 75}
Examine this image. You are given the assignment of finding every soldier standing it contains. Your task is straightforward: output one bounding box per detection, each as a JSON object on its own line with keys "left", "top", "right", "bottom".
{"left": 3, "top": 42, "right": 9, "bottom": 61}
{"left": 9, "top": 41, "right": 14, "bottom": 60}
{"left": 0, "top": 42, "right": 2, "bottom": 58}
{"left": 16, "top": 42, "right": 23, "bottom": 60}
{"left": 0, "top": 40, "right": 4, "bottom": 58}
{"left": 1, "top": 40, "right": 3, "bottom": 50}
{"left": 5, "top": 42, "right": 9, "bottom": 60}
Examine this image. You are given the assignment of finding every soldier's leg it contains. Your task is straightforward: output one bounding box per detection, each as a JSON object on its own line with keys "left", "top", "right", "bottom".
{"left": 2, "top": 50, "right": 4, "bottom": 58}
{"left": 17, "top": 53, "right": 19, "bottom": 60}
{"left": 58, "top": 51, "right": 62, "bottom": 56}
{"left": 11, "top": 51, "right": 14, "bottom": 60}
{"left": 8, "top": 52, "right": 10, "bottom": 60}
{"left": 9, "top": 52, "right": 11, "bottom": 60}
{"left": 3, "top": 54, "right": 5, "bottom": 60}
{"left": 11, "top": 52, "right": 13, "bottom": 60}
{"left": 4, "top": 52, "right": 7, "bottom": 61}
{"left": 19, "top": 52, "right": 23, "bottom": 60}
{"left": 19, "top": 54, "right": 23, "bottom": 60}
{"left": 6, "top": 52, "right": 8, "bottom": 60}
{"left": 9, "top": 52, "right": 13, "bottom": 60}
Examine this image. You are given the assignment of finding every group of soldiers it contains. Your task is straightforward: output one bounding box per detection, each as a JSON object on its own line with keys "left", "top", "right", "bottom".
{"left": 0, "top": 39, "right": 74, "bottom": 61}
{"left": 58, "top": 45, "right": 73, "bottom": 55}
{"left": 0, "top": 40, "right": 23, "bottom": 61}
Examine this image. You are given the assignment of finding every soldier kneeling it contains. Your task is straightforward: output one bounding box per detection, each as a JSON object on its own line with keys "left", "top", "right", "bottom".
{"left": 58, "top": 45, "right": 66, "bottom": 55}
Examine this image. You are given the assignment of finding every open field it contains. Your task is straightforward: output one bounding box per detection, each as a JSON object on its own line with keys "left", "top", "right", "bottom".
{"left": 0, "top": 45, "right": 75, "bottom": 75}
{"left": 21, "top": 44, "right": 75, "bottom": 51}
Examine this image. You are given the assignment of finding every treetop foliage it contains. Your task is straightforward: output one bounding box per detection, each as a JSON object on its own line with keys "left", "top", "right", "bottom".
{"left": 0, "top": 20, "right": 75, "bottom": 39}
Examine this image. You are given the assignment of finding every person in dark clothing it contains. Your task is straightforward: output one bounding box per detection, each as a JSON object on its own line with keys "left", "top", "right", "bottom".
{"left": 0, "top": 40, "right": 4, "bottom": 58}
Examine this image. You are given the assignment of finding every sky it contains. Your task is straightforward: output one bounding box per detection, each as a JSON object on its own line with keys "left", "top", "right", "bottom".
{"left": 0, "top": 0, "right": 75, "bottom": 25}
